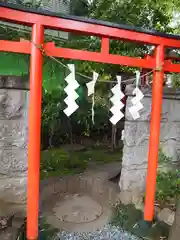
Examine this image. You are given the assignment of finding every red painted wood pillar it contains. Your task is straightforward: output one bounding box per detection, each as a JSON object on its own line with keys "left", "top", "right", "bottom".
{"left": 27, "top": 24, "right": 44, "bottom": 240}
{"left": 144, "top": 45, "right": 164, "bottom": 221}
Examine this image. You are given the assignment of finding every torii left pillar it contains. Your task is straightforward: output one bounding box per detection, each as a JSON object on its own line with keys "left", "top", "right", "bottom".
{"left": 144, "top": 44, "right": 165, "bottom": 222}
{"left": 27, "top": 24, "right": 44, "bottom": 240}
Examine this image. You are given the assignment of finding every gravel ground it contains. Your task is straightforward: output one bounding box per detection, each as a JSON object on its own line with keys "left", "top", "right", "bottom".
{"left": 54, "top": 224, "right": 141, "bottom": 240}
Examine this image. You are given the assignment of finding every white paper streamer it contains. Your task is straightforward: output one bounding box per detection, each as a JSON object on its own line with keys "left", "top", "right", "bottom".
{"left": 121, "top": 129, "right": 125, "bottom": 140}
{"left": 129, "top": 71, "right": 144, "bottom": 120}
{"left": 110, "top": 76, "right": 125, "bottom": 125}
{"left": 63, "top": 64, "right": 79, "bottom": 117}
{"left": 167, "top": 74, "right": 173, "bottom": 88}
{"left": 86, "top": 72, "right": 99, "bottom": 124}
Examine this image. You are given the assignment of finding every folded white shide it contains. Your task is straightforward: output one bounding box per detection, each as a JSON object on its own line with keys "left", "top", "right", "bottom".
{"left": 86, "top": 71, "right": 99, "bottom": 124}
{"left": 129, "top": 71, "right": 144, "bottom": 120}
{"left": 110, "top": 76, "right": 125, "bottom": 125}
{"left": 63, "top": 64, "right": 79, "bottom": 117}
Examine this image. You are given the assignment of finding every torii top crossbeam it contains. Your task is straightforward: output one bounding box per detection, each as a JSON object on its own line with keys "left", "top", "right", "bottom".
{"left": 1, "top": 2, "right": 180, "bottom": 71}
{"left": 0, "top": 2, "right": 180, "bottom": 240}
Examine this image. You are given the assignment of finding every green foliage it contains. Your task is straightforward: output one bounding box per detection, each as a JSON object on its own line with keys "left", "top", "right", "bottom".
{"left": 42, "top": 57, "right": 66, "bottom": 93}
{"left": 70, "top": 0, "right": 89, "bottom": 16}
{"left": 158, "top": 148, "right": 173, "bottom": 165}
{"left": 16, "top": 217, "right": 59, "bottom": 240}
{"left": 60, "top": 0, "right": 178, "bottom": 76}
{"left": 40, "top": 148, "right": 88, "bottom": 179}
{"left": 156, "top": 169, "right": 180, "bottom": 204}
{"left": 41, "top": 84, "right": 111, "bottom": 149}
{"left": 41, "top": 90, "right": 66, "bottom": 148}
{"left": 110, "top": 204, "right": 170, "bottom": 239}
{"left": 89, "top": 0, "right": 173, "bottom": 31}
{"left": 75, "top": 148, "right": 122, "bottom": 163}
{"left": 0, "top": 52, "right": 29, "bottom": 76}
{"left": 172, "top": 73, "right": 180, "bottom": 89}
{"left": 41, "top": 148, "right": 69, "bottom": 172}
{"left": 110, "top": 204, "right": 142, "bottom": 229}
{"left": 40, "top": 147, "right": 122, "bottom": 179}
{"left": 0, "top": 53, "right": 66, "bottom": 91}
{"left": 156, "top": 149, "right": 180, "bottom": 204}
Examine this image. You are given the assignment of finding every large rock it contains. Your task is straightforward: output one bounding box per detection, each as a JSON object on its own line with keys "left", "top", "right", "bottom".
{"left": 158, "top": 208, "right": 175, "bottom": 226}
{"left": 0, "top": 75, "right": 29, "bottom": 217}
{"left": 169, "top": 201, "right": 180, "bottom": 240}
{"left": 119, "top": 87, "right": 180, "bottom": 204}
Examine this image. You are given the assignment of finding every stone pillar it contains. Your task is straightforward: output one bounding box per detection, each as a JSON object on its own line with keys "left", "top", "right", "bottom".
{"left": 0, "top": 75, "right": 29, "bottom": 217}
{"left": 119, "top": 87, "right": 180, "bottom": 205}
{"left": 169, "top": 200, "right": 180, "bottom": 240}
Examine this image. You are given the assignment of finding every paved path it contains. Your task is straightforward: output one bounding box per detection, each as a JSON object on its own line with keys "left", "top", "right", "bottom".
{"left": 40, "top": 162, "right": 121, "bottom": 233}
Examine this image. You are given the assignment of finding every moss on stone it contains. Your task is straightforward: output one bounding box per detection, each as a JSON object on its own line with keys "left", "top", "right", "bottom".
{"left": 110, "top": 203, "right": 170, "bottom": 240}
{"left": 40, "top": 147, "right": 122, "bottom": 179}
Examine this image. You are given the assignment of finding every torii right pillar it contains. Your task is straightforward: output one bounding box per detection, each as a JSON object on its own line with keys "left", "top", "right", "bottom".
{"left": 144, "top": 44, "right": 164, "bottom": 222}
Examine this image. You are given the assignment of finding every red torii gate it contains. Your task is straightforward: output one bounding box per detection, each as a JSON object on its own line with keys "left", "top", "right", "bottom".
{"left": 0, "top": 2, "right": 180, "bottom": 240}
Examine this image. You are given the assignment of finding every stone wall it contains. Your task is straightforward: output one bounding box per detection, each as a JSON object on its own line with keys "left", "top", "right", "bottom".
{"left": 0, "top": 75, "right": 29, "bottom": 218}
{"left": 119, "top": 87, "right": 180, "bottom": 204}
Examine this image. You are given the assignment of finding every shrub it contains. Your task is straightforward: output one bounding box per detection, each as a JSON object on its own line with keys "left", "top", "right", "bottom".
{"left": 156, "top": 149, "right": 180, "bottom": 204}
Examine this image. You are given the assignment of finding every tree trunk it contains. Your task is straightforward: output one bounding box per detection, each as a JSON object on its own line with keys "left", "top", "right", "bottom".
{"left": 111, "top": 124, "right": 117, "bottom": 152}
{"left": 49, "top": 128, "right": 54, "bottom": 148}
{"left": 68, "top": 118, "right": 73, "bottom": 145}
